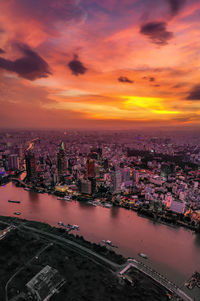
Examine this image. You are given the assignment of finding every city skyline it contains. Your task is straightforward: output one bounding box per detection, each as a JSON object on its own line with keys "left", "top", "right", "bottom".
{"left": 0, "top": 0, "right": 200, "bottom": 129}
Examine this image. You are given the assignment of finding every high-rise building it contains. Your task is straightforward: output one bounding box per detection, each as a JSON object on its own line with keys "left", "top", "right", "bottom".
{"left": 57, "top": 142, "right": 66, "bottom": 177}
{"left": 25, "top": 150, "right": 36, "bottom": 181}
{"left": 103, "top": 159, "right": 109, "bottom": 170}
{"left": 133, "top": 170, "right": 139, "bottom": 183}
{"left": 111, "top": 170, "right": 122, "bottom": 193}
{"left": 80, "top": 179, "right": 92, "bottom": 194}
{"left": 8, "top": 154, "right": 19, "bottom": 171}
{"left": 18, "top": 144, "right": 23, "bottom": 160}
{"left": 86, "top": 159, "right": 95, "bottom": 178}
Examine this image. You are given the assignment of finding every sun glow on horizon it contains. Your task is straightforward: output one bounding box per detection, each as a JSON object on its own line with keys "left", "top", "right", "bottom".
{"left": 0, "top": 0, "right": 200, "bottom": 128}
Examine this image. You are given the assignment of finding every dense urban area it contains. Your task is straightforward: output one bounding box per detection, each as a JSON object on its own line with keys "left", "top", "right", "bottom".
{"left": 0, "top": 129, "right": 200, "bottom": 232}
{"left": 0, "top": 129, "right": 200, "bottom": 300}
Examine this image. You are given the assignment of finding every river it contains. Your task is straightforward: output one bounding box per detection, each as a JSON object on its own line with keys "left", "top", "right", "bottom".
{"left": 0, "top": 182, "right": 200, "bottom": 298}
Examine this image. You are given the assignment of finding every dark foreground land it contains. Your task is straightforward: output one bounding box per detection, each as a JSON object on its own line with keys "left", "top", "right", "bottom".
{"left": 0, "top": 216, "right": 169, "bottom": 301}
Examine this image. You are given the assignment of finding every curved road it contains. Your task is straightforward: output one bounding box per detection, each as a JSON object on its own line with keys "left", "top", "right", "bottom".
{"left": 0, "top": 220, "right": 194, "bottom": 301}
{"left": 21, "top": 224, "right": 193, "bottom": 301}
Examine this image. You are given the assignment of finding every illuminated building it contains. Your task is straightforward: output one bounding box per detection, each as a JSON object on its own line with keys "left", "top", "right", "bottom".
{"left": 165, "top": 192, "right": 173, "bottom": 208}
{"left": 86, "top": 159, "right": 95, "bottom": 178}
{"left": 57, "top": 142, "right": 66, "bottom": 178}
{"left": 55, "top": 185, "right": 68, "bottom": 192}
{"left": 122, "top": 168, "right": 131, "bottom": 182}
{"left": 112, "top": 170, "right": 122, "bottom": 193}
{"left": 133, "top": 171, "right": 139, "bottom": 183}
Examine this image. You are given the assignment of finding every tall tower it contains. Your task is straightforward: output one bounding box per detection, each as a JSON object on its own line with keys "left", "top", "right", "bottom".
{"left": 25, "top": 150, "right": 36, "bottom": 181}
{"left": 57, "top": 142, "right": 66, "bottom": 178}
{"left": 86, "top": 159, "right": 95, "bottom": 179}
{"left": 8, "top": 154, "right": 19, "bottom": 171}
{"left": 112, "top": 170, "right": 122, "bottom": 193}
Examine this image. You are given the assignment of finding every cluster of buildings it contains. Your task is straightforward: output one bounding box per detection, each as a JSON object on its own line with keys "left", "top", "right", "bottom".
{"left": 0, "top": 130, "right": 200, "bottom": 229}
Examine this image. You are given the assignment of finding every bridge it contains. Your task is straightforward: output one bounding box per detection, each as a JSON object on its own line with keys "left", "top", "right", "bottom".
{"left": 119, "top": 259, "right": 193, "bottom": 301}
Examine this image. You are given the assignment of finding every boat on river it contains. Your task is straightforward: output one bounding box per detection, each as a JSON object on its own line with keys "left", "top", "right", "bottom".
{"left": 102, "top": 240, "right": 112, "bottom": 245}
{"left": 8, "top": 200, "right": 21, "bottom": 204}
{"left": 103, "top": 203, "right": 112, "bottom": 208}
{"left": 138, "top": 252, "right": 148, "bottom": 259}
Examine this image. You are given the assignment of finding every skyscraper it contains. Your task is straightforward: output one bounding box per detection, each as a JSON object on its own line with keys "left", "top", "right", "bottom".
{"left": 57, "top": 142, "right": 66, "bottom": 178}
{"left": 25, "top": 150, "right": 36, "bottom": 181}
{"left": 86, "top": 159, "right": 95, "bottom": 179}
{"left": 111, "top": 170, "right": 122, "bottom": 193}
{"left": 8, "top": 154, "right": 19, "bottom": 171}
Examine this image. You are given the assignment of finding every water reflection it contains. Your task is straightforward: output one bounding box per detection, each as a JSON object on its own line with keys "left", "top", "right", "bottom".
{"left": 78, "top": 201, "right": 96, "bottom": 210}
{"left": 194, "top": 234, "right": 200, "bottom": 248}
{"left": 110, "top": 206, "right": 119, "bottom": 218}
{"left": 29, "top": 191, "right": 39, "bottom": 201}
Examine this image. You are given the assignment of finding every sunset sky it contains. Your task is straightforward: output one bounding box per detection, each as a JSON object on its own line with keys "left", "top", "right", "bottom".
{"left": 0, "top": 0, "right": 200, "bottom": 129}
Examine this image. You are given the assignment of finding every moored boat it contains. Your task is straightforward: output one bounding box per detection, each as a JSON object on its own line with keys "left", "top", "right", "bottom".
{"left": 138, "top": 252, "right": 148, "bottom": 259}
{"left": 8, "top": 200, "right": 21, "bottom": 204}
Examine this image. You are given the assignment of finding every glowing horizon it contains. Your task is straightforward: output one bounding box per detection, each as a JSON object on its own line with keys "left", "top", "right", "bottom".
{"left": 0, "top": 0, "right": 200, "bottom": 129}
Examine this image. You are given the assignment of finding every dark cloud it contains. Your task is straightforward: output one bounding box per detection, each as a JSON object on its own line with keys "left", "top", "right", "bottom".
{"left": 118, "top": 76, "right": 134, "bottom": 83}
{"left": 149, "top": 77, "right": 155, "bottom": 82}
{"left": 171, "top": 114, "right": 198, "bottom": 123}
{"left": 68, "top": 55, "right": 87, "bottom": 76}
{"left": 140, "top": 21, "right": 173, "bottom": 45}
{"left": 0, "top": 48, "right": 5, "bottom": 54}
{"left": 142, "top": 76, "right": 156, "bottom": 82}
{"left": 0, "top": 43, "right": 51, "bottom": 80}
{"left": 166, "top": 0, "right": 186, "bottom": 16}
{"left": 186, "top": 84, "right": 200, "bottom": 100}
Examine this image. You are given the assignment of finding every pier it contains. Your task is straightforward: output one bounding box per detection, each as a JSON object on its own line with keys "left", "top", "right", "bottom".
{"left": 119, "top": 259, "right": 193, "bottom": 301}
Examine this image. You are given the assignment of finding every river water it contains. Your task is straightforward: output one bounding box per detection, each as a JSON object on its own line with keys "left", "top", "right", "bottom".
{"left": 0, "top": 182, "right": 200, "bottom": 296}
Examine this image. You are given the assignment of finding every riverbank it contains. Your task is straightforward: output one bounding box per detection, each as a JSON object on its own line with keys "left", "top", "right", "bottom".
{"left": 1, "top": 180, "right": 200, "bottom": 298}
{"left": 12, "top": 178, "right": 200, "bottom": 234}
{"left": 0, "top": 215, "right": 170, "bottom": 301}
